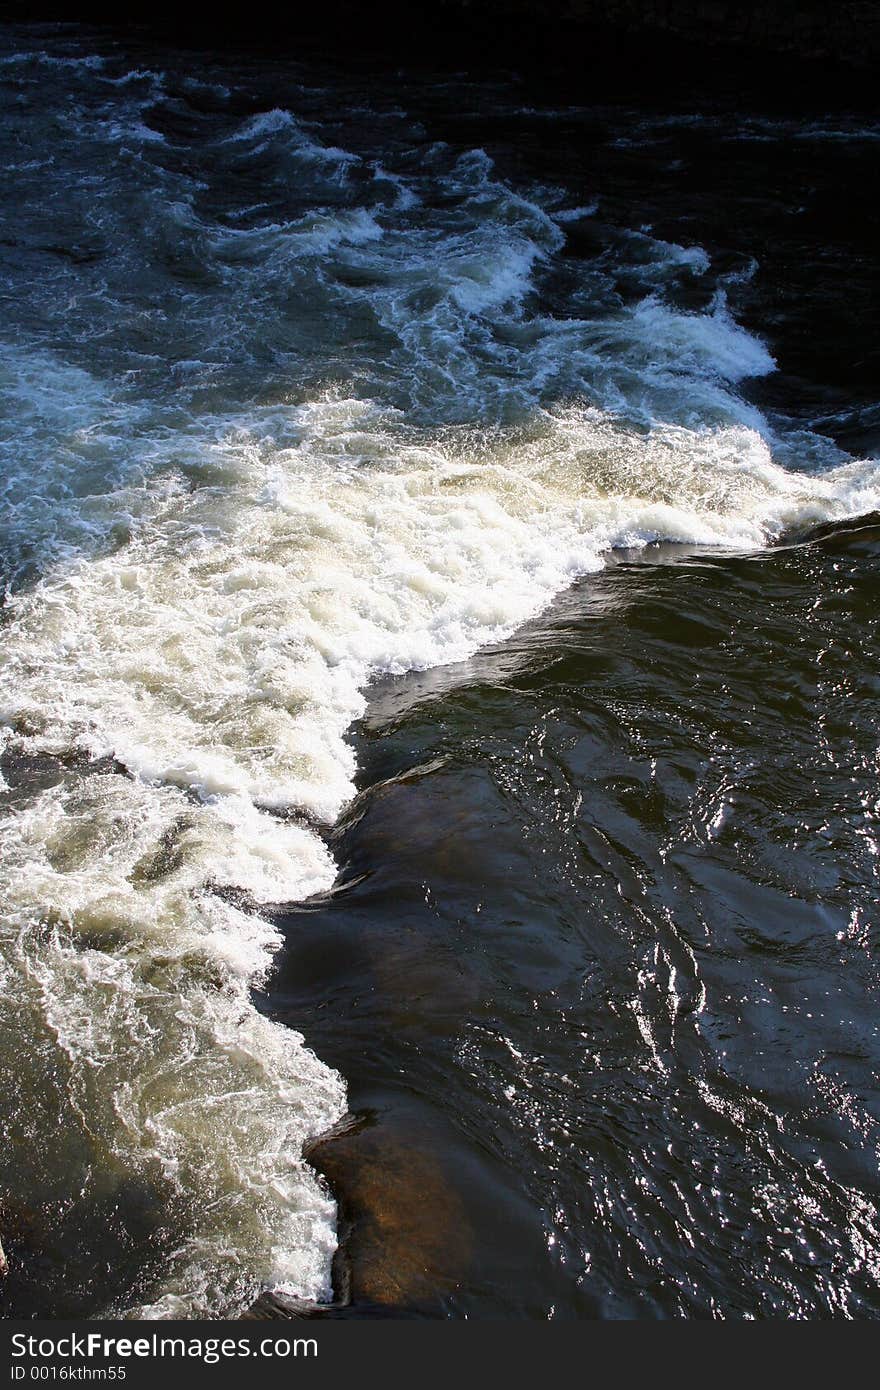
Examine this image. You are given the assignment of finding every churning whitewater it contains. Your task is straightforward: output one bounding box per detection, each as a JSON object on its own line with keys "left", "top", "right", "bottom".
{"left": 1, "top": 33, "right": 879, "bottom": 1317}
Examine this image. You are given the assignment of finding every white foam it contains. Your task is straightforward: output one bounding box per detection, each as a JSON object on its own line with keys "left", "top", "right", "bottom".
{"left": 0, "top": 51, "right": 105, "bottom": 71}
{"left": 0, "top": 771, "right": 343, "bottom": 1317}
{"left": 5, "top": 400, "right": 878, "bottom": 827}
{"left": 225, "top": 108, "right": 299, "bottom": 143}
{"left": 0, "top": 349, "right": 156, "bottom": 581}
{"left": 554, "top": 202, "right": 599, "bottom": 222}
{"left": 206, "top": 206, "right": 384, "bottom": 260}
{"left": 223, "top": 108, "right": 360, "bottom": 178}
{"left": 628, "top": 294, "right": 776, "bottom": 383}
{"left": 92, "top": 117, "right": 167, "bottom": 146}
{"left": 371, "top": 162, "right": 422, "bottom": 210}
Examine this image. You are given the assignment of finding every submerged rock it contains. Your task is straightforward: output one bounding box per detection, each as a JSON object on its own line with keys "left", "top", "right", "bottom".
{"left": 245, "top": 1111, "right": 473, "bottom": 1318}
{"left": 309, "top": 1114, "right": 472, "bottom": 1311}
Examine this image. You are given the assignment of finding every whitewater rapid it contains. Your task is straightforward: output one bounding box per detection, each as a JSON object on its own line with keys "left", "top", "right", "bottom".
{"left": 1, "top": 35, "right": 879, "bottom": 1317}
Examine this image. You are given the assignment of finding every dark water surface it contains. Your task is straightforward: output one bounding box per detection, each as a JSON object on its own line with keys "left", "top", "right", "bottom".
{"left": 282, "top": 526, "right": 880, "bottom": 1317}
{"left": 0, "top": 22, "right": 879, "bottom": 1319}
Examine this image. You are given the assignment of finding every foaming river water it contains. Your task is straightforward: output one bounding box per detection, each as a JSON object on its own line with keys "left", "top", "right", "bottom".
{"left": 0, "top": 24, "right": 878, "bottom": 1319}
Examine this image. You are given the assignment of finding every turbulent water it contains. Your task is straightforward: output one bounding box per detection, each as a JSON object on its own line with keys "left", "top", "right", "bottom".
{"left": 0, "top": 25, "right": 878, "bottom": 1318}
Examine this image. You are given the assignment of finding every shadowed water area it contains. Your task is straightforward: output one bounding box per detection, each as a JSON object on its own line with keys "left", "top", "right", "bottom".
{"left": 0, "top": 22, "right": 879, "bottom": 1319}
